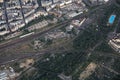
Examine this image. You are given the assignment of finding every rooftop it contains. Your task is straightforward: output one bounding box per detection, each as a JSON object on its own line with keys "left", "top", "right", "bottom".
{"left": 0, "top": 0, "right": 3, "bottom": 3}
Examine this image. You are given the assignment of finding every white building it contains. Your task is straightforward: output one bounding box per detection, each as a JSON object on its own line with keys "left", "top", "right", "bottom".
{"left": 65, "top": 0, "right": 72, "bottom": 5}
{"left": 0, "top": 25, "right": 9, "bottom": 36}
{"left": 28, "top": 20, "right": 48, "bottom": 31}
{"left": 0, "top": 71, "right": 8, "bottom": 80}
{"left": 52, "top": 0, "right": 60, "bottom": 3}
{"left": 66, "top": 25, "right": 74, "bottom": 32}
{"left": 108, "top": 36, "right": 120, "bottom": 53}
{"left": 65, "top": 11, "right": 83, "bottom": 18}
{"left": 41, "top": 0, "right": 52, "bottom": 7}
{"left": 34, "top": 10, "right": 48, "bottom": 17}
{"left": 0, "top": 67, "right": 16, "bottom": 80}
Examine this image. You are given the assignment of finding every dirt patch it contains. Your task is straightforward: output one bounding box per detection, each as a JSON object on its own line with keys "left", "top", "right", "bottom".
{"left": 79, "top": 62, "right": 97, "bottom": 80}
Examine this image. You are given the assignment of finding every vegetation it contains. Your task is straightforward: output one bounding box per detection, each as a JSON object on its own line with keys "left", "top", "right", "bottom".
{"left": 18, "top": 3, "right": 120, "bottom": 80}
{"left": 20, "top": 14, "right": 55, "bottom": 31}
{"left": 73, "top": 25, "right": 102, "bottom": 50}
{"left": 112, "top": 75, "right": 120, "bottom": 80}
{"left": 19, "top": 51, "right": 89, "bottom": 80}
{"left": 95, "top": 41, "right": 115, "bottom": 53}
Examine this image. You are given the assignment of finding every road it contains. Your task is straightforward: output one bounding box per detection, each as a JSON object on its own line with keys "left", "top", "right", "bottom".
{"left": 0, "top": 14, "right": 85, "bottom": 65}
{"left": 0, "top": 4, "right": 108, "bottom": 65}
{"left": 0, "top": 20, "right": 69, "bottom": 50}
{"left": 0, "top": 2, "right": 108, "bottom": 51}
{"left": 0, "top": 50, "right": 46, "bottom": 65}
{"left": 19, "top": 0, "right": 26, "bottom": 25}
{"left": 3, "top": 0, "right": 11, "bottom": 32}
{"left": 100, "top": 64, "right": 120, "bottom": 75}
{"left": 115, "top": 17, "right": 120, "bottom": 33}
{"left": 0, "top": 14, "right": 85, "bottom": 51}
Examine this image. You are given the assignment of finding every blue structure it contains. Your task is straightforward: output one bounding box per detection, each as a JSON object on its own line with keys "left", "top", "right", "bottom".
{"left": 108, "top": 15, "right": 116, "bottom": 24}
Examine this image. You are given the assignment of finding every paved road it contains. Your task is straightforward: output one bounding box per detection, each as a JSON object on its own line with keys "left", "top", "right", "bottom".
{"left": 3, "top": 0, "right": 11, "bottom": 32}
{"left": 0, "top": 4, "right": 108, "bottom": 65}
{"left": 0, "top": 51, "right": 46, "bottom": 65}
{"left": 100, "top": 64, "right": 120, "bottom": 75}
{"left": 0, "top": 14, "right": 85, "bottom": 51}
{"left": 0, "top": 20, "right": 70, "bottom": 50}
{"left": 115, "top": 17, "right": 120, "bottom": 33}
{"left": 0, "top": 14, "right": 85, "bottom": 65}
{"left": 0, "top": 3, "right": 108, "bottom": 51}
{"left": 19, "top": 0, "right": 26, "bottom": 25}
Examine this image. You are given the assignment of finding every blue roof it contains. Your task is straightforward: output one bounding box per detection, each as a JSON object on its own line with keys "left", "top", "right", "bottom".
{"left": 108, "top": 15, "right": 116, "bottom": 24}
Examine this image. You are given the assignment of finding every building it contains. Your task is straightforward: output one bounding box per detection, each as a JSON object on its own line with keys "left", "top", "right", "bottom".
{"left": 27, "top": 20, "right": 48, "bottom": 31}
{"left": 109, "top": 39, "right": 120, "bottom": 52}
{"left": 66, "top": 25, "right": 74, "bottom": 32}
{"left": 0, "top": 0, "right": 3, "bottom": 3}
{"left": 34, "top": 10, "right": 48, "bottom": 17}
{"left": 23, "top": 0, "right": 33, "bottom": 3}
{"left": 104, "top": 0, "right": 109, "bottom": 2}
{"left": 64, "top": 0, "right": 72, "bottom": 5}
{"left": 0, "top": 67, "right": 16, "bottom": 80}
{"left": 65, "top": 11, "right": 83, "bottom": 18}
{"left": 52, "top": 0, "right": 59, "bottom": 3}
{"left": 0, "top": 25, "right": 9, "bottom": 36}
{"left": 72, "top": 18, "right": 86, "bottom": 27}
{"left": 108, "top": 34, "right": 120, "bottom": 53}
{"left": 45, "top": 30, "right": 67, "bottom": 39}
{"left": 41, "top": 0, "right": 52, "bottom": 7}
